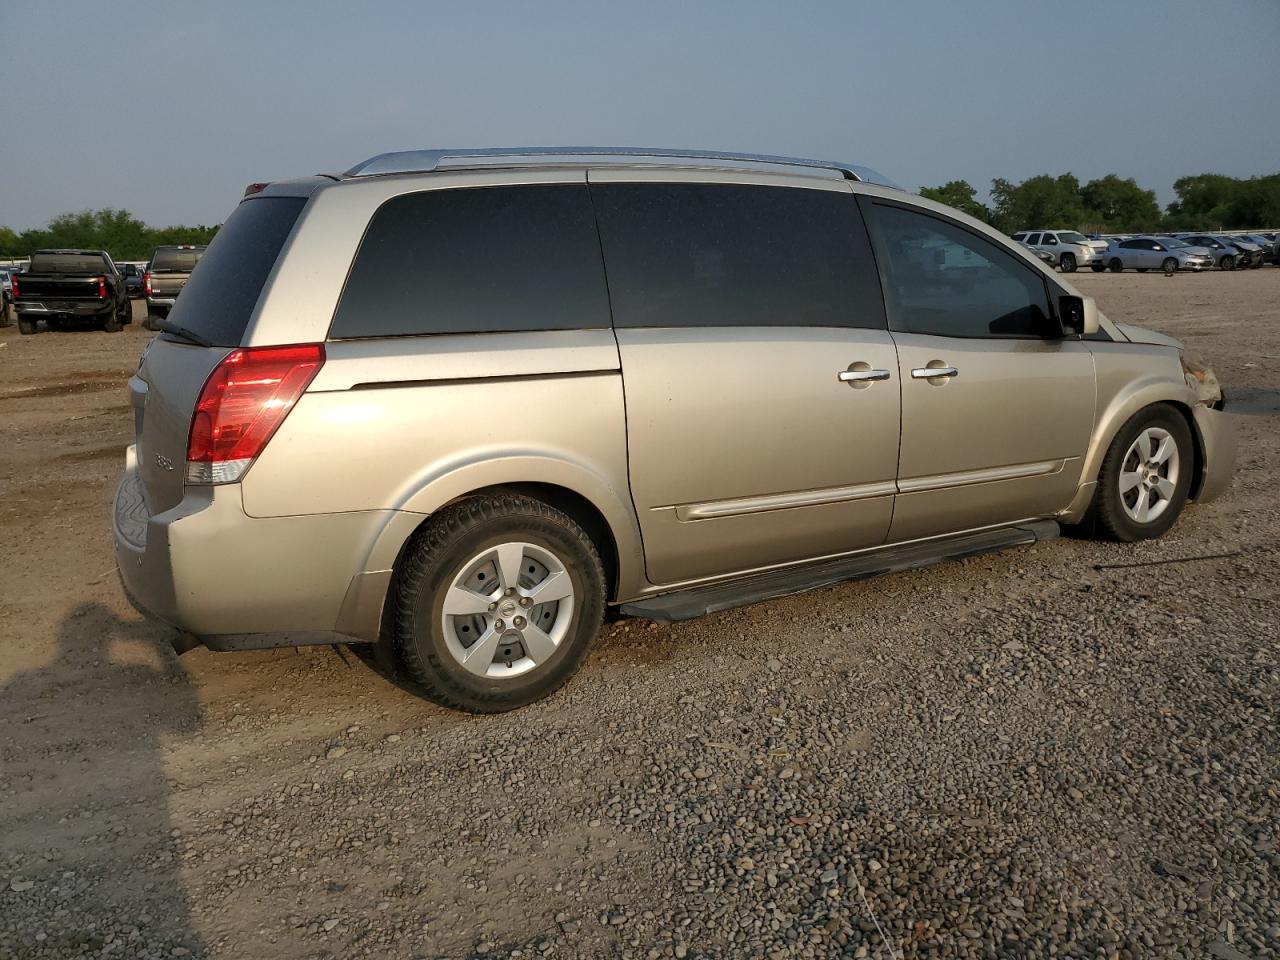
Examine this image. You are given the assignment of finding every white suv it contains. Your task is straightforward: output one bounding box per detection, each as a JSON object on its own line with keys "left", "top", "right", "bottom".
{"left": 1011, "top": 230, "right": 1105, "bottom": 273}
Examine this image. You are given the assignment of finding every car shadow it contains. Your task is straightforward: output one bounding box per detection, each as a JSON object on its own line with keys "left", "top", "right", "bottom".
{"left": 1225, "top": 386, "right": 1280, "bottom": 417}
{"left": 1, "top": 603, "right": 206, "bottom": 956}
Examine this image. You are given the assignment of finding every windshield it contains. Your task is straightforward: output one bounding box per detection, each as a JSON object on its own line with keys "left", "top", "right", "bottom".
{"left": 149, "top": 247, "right": 205, "bottom": 273}
{"left": 1161, "top": 237, "right": 1188, "bottom": 249}
{"left": 29, "top": 253, "right": 108, "bottom": 273}
{"left": 1058, "top": 231, "right": 1088, "bottom": 244}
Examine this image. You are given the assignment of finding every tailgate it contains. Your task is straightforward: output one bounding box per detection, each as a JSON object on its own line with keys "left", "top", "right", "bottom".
{"left": 149, "top": 273, "right": 189, "bottom": 297}
{"left": 132, "top": 338, "right": 232, "bottom": 515}
{"left": 18, "top": 275, "right": 99, "bottom": 300}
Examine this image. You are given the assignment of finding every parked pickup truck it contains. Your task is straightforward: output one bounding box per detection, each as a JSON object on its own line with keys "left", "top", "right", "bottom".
{"left": 12, "top": 249, "right": 132, "bottom": 335}
{"left": 144, "top": 244, "right": 206, "bottom": 328}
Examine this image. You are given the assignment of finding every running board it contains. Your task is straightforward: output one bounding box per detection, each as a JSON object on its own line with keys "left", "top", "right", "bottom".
{"left": 620, "top": 520, "right": 1060, "bottom": 623}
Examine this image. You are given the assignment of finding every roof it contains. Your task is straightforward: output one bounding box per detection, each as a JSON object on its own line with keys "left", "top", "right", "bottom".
{"left": 342, "top": 146, "right": 898, "bottom": 188}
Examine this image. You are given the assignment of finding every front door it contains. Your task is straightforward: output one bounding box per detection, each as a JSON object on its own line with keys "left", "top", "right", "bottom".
{"left": 860, "top": 197, "right": 1096, "bottom": 544}
{"left": 591, "top": 173, "right": 902, "bottom": 585}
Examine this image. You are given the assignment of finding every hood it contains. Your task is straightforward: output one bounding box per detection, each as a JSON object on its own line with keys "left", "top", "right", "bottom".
{"left": 1115, "top": 322, "right": 1183, "bottom": 349}
{"left": 1180, "top": 245, "right": 1212, "bottom": 257}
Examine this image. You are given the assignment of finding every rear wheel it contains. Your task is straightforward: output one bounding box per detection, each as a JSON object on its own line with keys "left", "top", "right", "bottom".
{"left": 1108, "top": 258, "right": 1124, "bottom": 273}
{"left": 1094, "top": 404, "right": 1193, "bottom": 542}
{"left": 1059, "top": 253, "right": 1077, "bottom": 273}
{"left": 18, "top": 316, "right": 37, "bottom": 335}
{"left": 103, "top": 311, "right": 122, "bottom": 333}
{"left": 1161, "top": 257, "right": 1178, "bottom": 275}
{"left": 393, "top": 494, "right": 606, "bottom": 713}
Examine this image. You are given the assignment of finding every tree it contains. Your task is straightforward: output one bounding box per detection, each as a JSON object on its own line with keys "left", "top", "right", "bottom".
{"left": 1165, "top": 173, "right": 1280, "bottom": 230}
{"left": 988, "top": 174, "right": 1086, "bottom": 234}
{"left": 0, "top": 209, "right": 218, "bottom": 261}
{"left": 1080, "top": 175, "right": 1160, "bottom": 232}
{"left": 919, "top": 180, "right": 990, "bottom": 222}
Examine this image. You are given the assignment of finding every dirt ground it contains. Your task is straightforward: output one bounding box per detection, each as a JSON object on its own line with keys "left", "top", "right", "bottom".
{"left": 1, "top": 272, "right": 1277, "bottom": 960}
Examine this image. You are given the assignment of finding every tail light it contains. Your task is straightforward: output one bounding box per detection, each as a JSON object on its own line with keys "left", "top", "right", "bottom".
{"left": 97, "top": 275, "right": 108, "bottom": 299}
{"left": 143, "top": 272, "right": 153, "bottom": 297}
{"left": 9, "top": 275, "right": 18, "bottom": 298}
{"left": 186, "top": 344, "right": 325, "bottom": 484}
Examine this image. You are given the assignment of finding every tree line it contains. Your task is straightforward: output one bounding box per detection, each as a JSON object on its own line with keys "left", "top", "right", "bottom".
{"left": 921, "top": 171, "right": 1280, "bottom": 235}
{"left": 2, "top": 171, "right": 1277, "bottom": 261}
{"left": 0, "top": 209, "right": 218, "bottom": 262}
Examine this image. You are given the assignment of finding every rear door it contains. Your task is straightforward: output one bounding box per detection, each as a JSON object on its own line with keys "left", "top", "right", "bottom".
{"left": 859, "top": 197, "right": 1095, "bottom": 543}
{"left": 133, "top": 198, "right": 305, "bottom": 514}
{"left": 592, "top": 172, "right": 901, "bottom": 585}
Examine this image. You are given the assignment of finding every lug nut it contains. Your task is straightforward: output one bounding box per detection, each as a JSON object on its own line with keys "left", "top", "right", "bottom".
{"left": 519, "top": 596, "right": 532, "bottom": 607}
{"left": 514, "top": 616, "right": 526, "bottom": 628}
{"left": 494, "top": 619, "right": 505, "bottom": 630}
{"left": 506, "top": 587, "right": 516, "bottom": 596}
{"left": 488, "top": 602, "right": 497, "bottom": 612}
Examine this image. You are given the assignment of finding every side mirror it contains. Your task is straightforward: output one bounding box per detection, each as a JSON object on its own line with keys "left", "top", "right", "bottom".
{"left": 1059, "top": 294, "right": 1100, "bottom": 337}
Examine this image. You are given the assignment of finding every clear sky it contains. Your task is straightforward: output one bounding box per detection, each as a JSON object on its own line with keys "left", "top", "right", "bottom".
{"left": 2, "top": 0, "right": 1278, "bottom": 230}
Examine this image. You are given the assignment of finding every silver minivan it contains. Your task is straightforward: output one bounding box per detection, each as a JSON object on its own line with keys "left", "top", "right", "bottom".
{"left": 115, "top": 148, "right": 1235, "bottom": 712}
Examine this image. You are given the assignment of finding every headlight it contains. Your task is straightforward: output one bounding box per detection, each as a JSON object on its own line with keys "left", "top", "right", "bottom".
{"left": 1181, "top": 351, "right": 1223, "bottom": 408}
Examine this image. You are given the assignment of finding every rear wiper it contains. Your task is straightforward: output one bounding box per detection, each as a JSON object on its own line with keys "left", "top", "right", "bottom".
{"left": 156, "top": 319, "right": 215, "bottom": 348}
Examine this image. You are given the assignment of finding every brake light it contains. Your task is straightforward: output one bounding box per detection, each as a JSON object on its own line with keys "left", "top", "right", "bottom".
{"left": 97, "top": 275, "right": 107, "bottom": 298}
{"left": 143, "top": 272, "right": 152, "bottom": 296}
{"left": 244, "top": 182, "right": 269, "bottom": 196}
{"left": 9, "top": 275, "right": 18, "bottom": 298}
{"left": 185, "top": 343, "right": 325, "bottom": 484}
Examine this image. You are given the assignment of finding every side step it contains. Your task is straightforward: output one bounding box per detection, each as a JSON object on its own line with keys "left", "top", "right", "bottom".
{"left": 620, "top": 520, "right": 1060, "bottom": 623}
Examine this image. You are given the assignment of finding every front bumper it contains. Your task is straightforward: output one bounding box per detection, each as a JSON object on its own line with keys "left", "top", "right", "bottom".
{"left": 113, "top": 446, "right": 413, "bottom": 648}
{"left": 1181, "top": 258, "right": 1214, "bottom": 271}
{"left": 1191, "top": 404, "right": 1236, "bottom": 504}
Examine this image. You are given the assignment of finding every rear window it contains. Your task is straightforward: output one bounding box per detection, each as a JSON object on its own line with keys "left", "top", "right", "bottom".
{"left": 167, "top": 197, "right": 305, "bottom": 346}
{"left": 591, "top": 182, "right": 886, "bottom": 329}
{"left": 29, "top": 253, "right": 108, "bottom": 273}
{"left": 331, "top": 184, "right": 610, "bottom": 339}
{"left": 149, "top": 247, "right": 205, "bottom": 273}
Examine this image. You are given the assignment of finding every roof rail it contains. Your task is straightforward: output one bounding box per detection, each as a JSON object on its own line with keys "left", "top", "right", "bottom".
{"left": 343, "top": 147, "right": 898, "bottom": 188}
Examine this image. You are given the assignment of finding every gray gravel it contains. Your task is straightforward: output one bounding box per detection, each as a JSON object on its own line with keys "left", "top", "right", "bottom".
{"left": 1, "top": 272, "right": 1277, "bottom": 959}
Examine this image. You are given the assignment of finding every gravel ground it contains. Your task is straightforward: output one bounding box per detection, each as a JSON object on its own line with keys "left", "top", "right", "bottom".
{"left": 1, "top": 271, "right": 1277, "bottom": 960}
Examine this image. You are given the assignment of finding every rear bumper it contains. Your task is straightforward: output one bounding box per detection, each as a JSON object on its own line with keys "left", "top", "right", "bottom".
{"left": 113, "top": 446, "right": 415, "bottom": 648}
{"left": 16, "top": 299, "right": 111, "bottom": 317}
{"left": 1191, "top": 404, "right": 1236, "bottom": 505}
{"left": 146, "top": 297, "right": 176, "bottom": 309}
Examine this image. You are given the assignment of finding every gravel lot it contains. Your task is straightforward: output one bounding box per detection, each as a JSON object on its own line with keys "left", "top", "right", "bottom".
{"left": 1, "top": 271, "right": 1277, "bottom": 960}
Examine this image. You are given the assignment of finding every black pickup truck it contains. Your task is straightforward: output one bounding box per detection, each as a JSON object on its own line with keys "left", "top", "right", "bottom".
{"left": 13, "top": 249, "right": 132, "bottom": 335}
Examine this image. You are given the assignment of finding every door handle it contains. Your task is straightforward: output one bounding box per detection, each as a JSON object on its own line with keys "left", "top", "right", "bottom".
{"left": 838, "top": 368, "right": 891, "bottom": 383}
{"left": 911, "top": 365, "right": 959, "bottom": 380}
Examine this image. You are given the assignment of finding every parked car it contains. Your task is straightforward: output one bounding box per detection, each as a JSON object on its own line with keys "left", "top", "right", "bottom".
{"left": 1176, "top": 234, "right": 1244, "bottom": 270}
{"left": 1223, "top": 236, "right": 1265, "bottom": 269}
{"left": 1008, "top": 229, "right": 1102, "bottom": 273}
{"left": 11, "top": 249, "right": 132, "bottom": 334}
{"left": 1236, "top": 234, "right": 1278, "bottom": 264}
{"left": 144, "top": 244, "right": 207, "bottom": 328}
{"left": 1105, "top": 236, "right": 1214, "bottom": 273}
{"left": 118, "top": 262, "right": 145, "bottom": 297}
{"left": 0, "top": 268, "right": 12, "bottom": 324}
{"left": 113, "top": 147, "right": 1235, "bottom": 713}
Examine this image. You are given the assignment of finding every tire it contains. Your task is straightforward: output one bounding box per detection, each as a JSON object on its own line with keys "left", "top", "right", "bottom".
{"left": 1250, "top": 258, "right": 1262, "bottom": 269}
{"left": 1094, "top": 404, "right": 1194, "bottom": 543}
{"left": 103, "top": 311, "right": 122, "bottom": 333}
{"left": 1108, "top": 258, "right": 1124, "bottom": 273}
{"left": 1161, "top": 257, "right": 1178, "bottom": 275}
{"left": 18, "top": 316, "right": 37, "bottom": 335}
{"left": 1059, "top": 253, "right": 1077, "bottom": 273}
{"left": 1090, "top": 264, "right": 1105, "bottom": 272}
{"left": 1220, "top": 255, "right": 1236, "bottom": 271}
{"left": 392, "top": 494, "right": 606, "bottom": 713}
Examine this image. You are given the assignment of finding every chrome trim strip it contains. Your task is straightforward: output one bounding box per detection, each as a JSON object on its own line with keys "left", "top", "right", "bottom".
{"left": 898, "top": 459, "right": 1067, "bottom": 494}
{"left": 676, "top": 481, "right": 897, "bottom": 521}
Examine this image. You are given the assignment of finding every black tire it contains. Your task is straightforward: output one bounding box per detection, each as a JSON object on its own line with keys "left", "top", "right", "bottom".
{"left": 392, "top": 494, "right": 606, "bottom": 713}
{"left": 1161, "top": 257, "right": 1178, "bottom": 275}
{"left": 1094, "top": 403, "right": 1194, "bottom": 543}
{"left": 1220, "top": 255, "right": 1236, "bottom": 271}
{"left": 1059, "top": 253, "right": 1077, "bottom": 273}
{"left": 1249, "top": 258, "right": 1262, "bottom": 269}
{"left": 18, "top": 316, "right": 37, "bottom": 335}
{"left": 103, "top": 311, "right": 122, "bottom": 333}
{"left": 1090, "top": 264, "right": 1106, "bottom": 272}
{"left": 1108, "top": 258, "right": 1124, "bottom": 273}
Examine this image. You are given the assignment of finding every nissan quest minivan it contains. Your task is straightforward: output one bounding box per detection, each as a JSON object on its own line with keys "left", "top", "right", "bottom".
{"left": 114, "top": 147, "right": 1235, "bottom": 712}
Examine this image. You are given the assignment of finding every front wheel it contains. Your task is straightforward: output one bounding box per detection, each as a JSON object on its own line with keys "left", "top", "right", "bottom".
{"left": 392, "top": 494, "right": 606, "bottom": 712}
{"left": 1059, "top": 253, "right": 1077, "bottom": 273}
{"left": 1094, "top": 404, "right": 1193, "bottom": 542}
{"left": 1161, "top": 257, "right": 1178, "bottom": 275}
{"left": 1220, "top": 255, "right": 1236, "bottom": 271}
{"left": 1108, "top": 258, "right": 1124, "bottom": 273}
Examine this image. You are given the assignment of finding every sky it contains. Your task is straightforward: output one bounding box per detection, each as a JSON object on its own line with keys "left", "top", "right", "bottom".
{"left": 1, "top": 0, "right": 1278, "bottom": 231}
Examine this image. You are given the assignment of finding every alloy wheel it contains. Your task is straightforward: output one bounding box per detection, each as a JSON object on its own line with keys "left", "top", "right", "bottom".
{"left": 1119, "top": 427, "right": 1180, "bottom": 524}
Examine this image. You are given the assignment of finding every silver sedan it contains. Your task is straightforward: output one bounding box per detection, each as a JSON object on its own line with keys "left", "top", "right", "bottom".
{"left": 1105, "top": 237, "right": 1215, "bottom": 273}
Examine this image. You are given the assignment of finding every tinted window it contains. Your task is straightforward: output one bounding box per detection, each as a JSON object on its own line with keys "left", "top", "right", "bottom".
{"left": 331, "top": 184, "right": 609, "bottom": 339}
{"left": 591, "top": 182, "right": 885, "bottom": 329}
{"left": 1024, "top": 233, "right": 1041, "bottom": 245}
{"left": 1120, "top": 239, "right": 1141, "bottom": 249}
{"left": 150, "top": 247, "right": 205, "bottom": 273}
{"left": 167, "top": 197, "right": 304, "bottom": 346}
{"left": 867, "top": 202, "right": 1053, "bottom": 339}
{"left": 29, "top": 253, "right": 109, "bottom": 273}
